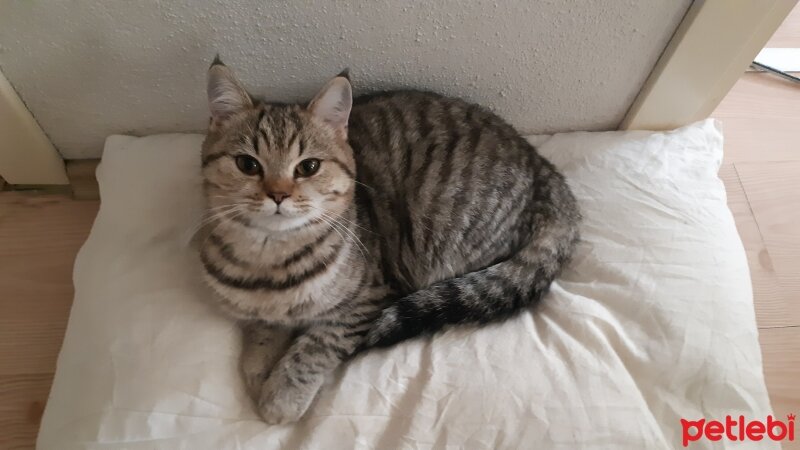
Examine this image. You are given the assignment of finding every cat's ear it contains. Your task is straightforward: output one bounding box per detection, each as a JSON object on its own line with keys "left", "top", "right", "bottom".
{"left": 308, "top": 70, "right": 352, "bottom": 137}
{"left": 207, "top": 56, "right": 253, "bottom": 126}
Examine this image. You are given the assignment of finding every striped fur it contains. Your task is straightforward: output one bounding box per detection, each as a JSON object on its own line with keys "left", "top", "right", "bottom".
{"left": 199, "top": 59, "right": 580, "bottom": 423}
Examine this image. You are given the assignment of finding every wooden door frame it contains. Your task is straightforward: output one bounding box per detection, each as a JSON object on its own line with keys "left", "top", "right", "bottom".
{"left": 621, "top": 0, "right": 798, "bottom": 130}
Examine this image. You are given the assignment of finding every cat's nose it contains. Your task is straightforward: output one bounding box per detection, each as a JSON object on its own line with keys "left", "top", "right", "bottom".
{"left": 267, "top": 192, "right": 290, "bottom": 204}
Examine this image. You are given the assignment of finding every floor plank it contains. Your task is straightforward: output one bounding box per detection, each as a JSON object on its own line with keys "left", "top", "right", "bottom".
{"left": 0, "top": 193, "right": 98, "bottom": 375}
{"left": 713, "top": 74, "right": 800, "bottom": 164}
{"left": 0, "top": 192, "right": 98, "bottom": 446}
{"left": 765, "top": 2, "right": 800, "bottom": 48}
{"left": 713, "top": 34, "right": 800, "bottom": 444}
{"left": 719, "top": 164, "right": 800, "bottom": 329}
{"left": 759, "top": 326, "right": 800, "bottom": 450}
{"left": 0, "top": 374, "right": 53, "bottom": 450}
{"left": 735, "top": 162, "right": 800, "bottom": 330}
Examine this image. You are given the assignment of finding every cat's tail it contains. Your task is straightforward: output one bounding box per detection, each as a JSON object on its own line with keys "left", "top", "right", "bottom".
{"left": 362, "top": 180, "right": 580, "bottom": 349}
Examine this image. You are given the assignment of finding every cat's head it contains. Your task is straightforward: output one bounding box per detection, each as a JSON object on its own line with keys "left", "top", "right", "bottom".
{"left": 201, "top": 57, "right": 355, "bottom": 233}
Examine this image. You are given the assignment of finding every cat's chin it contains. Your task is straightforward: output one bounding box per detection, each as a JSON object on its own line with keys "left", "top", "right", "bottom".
{"left": 252, "top": 214, "right": 314, "bottom": 233}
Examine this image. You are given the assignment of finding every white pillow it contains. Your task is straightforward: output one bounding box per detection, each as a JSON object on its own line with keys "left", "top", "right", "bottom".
{"left": 38, "top": 119, "right": 774, "bottom": 449}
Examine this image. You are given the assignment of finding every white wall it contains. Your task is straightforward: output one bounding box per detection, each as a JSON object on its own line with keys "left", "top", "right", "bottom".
{"left": 0, "top": 0, "right": 691, "bottom": 159}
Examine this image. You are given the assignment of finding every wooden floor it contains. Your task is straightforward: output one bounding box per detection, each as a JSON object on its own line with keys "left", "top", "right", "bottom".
{"left": 764, "top": 1, "right": 800, "bottom": 48}
{"left": 741, "top": 15, "right": 800, "bottom": 445}
{"left": 712, "top": 71, "right": 800, "bottom": 449}
{"left": 0, "top": 193, "right": 98, "bottom": 449}
{"left": 723, "top": 11, "right": 800, "bottom": 448}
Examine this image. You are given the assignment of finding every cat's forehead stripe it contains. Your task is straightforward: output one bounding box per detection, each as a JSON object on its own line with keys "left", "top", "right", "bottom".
{"left": 255, "top": 105, "right": 308, "bottom": 156}
{"left": 253, "top": 107, "right": 266, "bottom": 152}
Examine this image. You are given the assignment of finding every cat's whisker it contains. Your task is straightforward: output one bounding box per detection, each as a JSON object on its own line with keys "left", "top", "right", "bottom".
{"left": 191, "top": 212, "right": 241, "bottom": 244}
{"left": 303, "top": 203, "right": 378, "bottom": 236}
{"left": 203, "top": 204, "right": 244, "bottom": 215}
{"left": 207, "top": 200, "right": 260, "bottom": 210}
{"left": 327, "top": 213, "right": 376, "bottom": 235}
{"left": 185, "top": 206, "right": 239, "bottom": 238}
{"left": 198, "top": 207, "right": 249, "bottom": 249}
{"left": 316, "top": 213, "right": 369, "bottom": 263}
{"left": 327, "top": 216, "right": 368, "bottom": 252}
{"left": 321, "top": 214, "right": 370, "bottom": 261}
{"left": 186, "top": 205, "right": 242, "bottom": 236}
{"left": 186, "top": 205, "right": 249, "bottom": 245}
{"left": 352, "top": 180, "right": 377, "bottom": 192}
{"left": 315, "top": 214, "right": 364, "bottom": 263}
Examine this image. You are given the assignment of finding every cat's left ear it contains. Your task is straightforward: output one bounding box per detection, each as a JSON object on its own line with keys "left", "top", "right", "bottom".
{"left": 308, "top": 70, "right": 352, "bottom": 138}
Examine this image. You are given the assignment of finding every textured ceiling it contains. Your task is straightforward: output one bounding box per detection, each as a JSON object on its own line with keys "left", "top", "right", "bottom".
{"left": 0, "top": 0, "right": 691, "bottom": 159}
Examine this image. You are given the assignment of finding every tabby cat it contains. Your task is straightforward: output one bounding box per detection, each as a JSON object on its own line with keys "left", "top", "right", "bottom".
{"left": 200, "top": 57, "right": 580, "bottom": 424}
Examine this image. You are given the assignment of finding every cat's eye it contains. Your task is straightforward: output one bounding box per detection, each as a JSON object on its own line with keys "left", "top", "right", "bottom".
{"left": 295, "top": 158, "right": 321, "bottom": 178}
{"left": 235, "top": 155, "right": 262, "bottom": 176}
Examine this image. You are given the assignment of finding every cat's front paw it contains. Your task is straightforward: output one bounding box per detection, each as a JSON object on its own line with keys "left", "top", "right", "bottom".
{"left": 257, "top": 378, "right": 318, "bottom": 425}
{"left": 258, "top": 400, "right": 306, "bottom": 425}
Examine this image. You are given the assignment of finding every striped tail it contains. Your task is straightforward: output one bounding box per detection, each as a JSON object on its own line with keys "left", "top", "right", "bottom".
{"left": 363, "top": 189, "right": 580, "bottom": 349}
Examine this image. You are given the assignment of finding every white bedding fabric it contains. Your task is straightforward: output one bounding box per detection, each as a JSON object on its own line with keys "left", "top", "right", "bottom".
{"left": 38, "top": 119, "right": 774, "bottom": 449}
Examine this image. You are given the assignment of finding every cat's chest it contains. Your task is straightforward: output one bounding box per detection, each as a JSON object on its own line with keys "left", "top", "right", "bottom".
{"left": 207, "top": 272, "right": 342, "bottom": 324}
{"left": 201, "top": 229, "right": 355, "bottom": 324}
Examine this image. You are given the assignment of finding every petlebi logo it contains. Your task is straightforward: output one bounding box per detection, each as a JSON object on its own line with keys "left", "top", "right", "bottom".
{"left": 681, "top": 413, "right": 795, "bottom": 447}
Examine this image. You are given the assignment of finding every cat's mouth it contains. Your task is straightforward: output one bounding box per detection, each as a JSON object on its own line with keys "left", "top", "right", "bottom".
{"left": 265, "top": 206, "right": 303, "bottom": 220}
{"left": 247, "top": 207, "right": 315, "bottom": 232}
